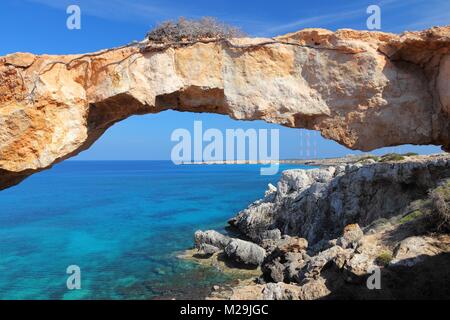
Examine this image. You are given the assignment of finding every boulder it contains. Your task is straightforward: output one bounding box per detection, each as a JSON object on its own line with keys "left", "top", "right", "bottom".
{"left": 302, "top": 246, "right": 352, "bottom": 280}
{"left": 277, "top": 236, "right": 308, "bottom": 253}
{"left": 390, "top": 236, "right": 442, "bottom": 267}
{"left": 224, "top": 239, "right": 266, "bottom": 266}
{"left": 194, "top": 230, "right": 230, "bottom": 251}
{"left": 344, "top": 253, "right": 374, "bottom": 276}
{"left": 262, "top": 282, "right": 301, "bottom": 300}
{"left": 261, "top": 236, "right": 310, "bottom": 283}
{"left": 337, "top": 224, "right": 364, "bottom": 249}
{"left": 198, "top": 243, "right": 220, "bottom": 255}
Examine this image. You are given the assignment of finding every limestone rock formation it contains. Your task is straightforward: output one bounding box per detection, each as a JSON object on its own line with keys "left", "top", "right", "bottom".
{"left": 193, "top": 229, "right": 266, "bottom": 266}
{"left": 1, "top": 26, "right": 450, "bottom": 189}
{"left": 230, "top": 154, "right": 450, "bottom": 245}
{"left": 390, "top": 236, "right": 445, "bottom": 267}
{"left": 214, "top": 219, "right": 450, "bottom": 300}
{"left": 207, "top": 154, "right": 450, "bottom": 299}
{"left": 224, "top": 238, "right": 266, "bottom": 266}
{"left": 194, "top": 230, "right": 230, "bottom": 251}
{"left": 261, "top": 235, "right": 310, "bottom": 283}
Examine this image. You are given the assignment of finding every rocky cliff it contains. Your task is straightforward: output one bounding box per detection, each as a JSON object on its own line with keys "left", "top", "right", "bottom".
{"left": 1, "top": 26, "right": 450, "bottom": 189}
{"left": 193, "top": 154, "right": 450, "bottom": 299}
{"left": 229, "top": 154, "right": 450, "bottom": 246}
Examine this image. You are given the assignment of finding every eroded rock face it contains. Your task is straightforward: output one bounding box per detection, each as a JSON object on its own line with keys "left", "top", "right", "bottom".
{"left": 390, "top": 236, "right": 443, "bottom": 267}
{"left": 230, "top": 154, "right": 450, "bottom": 245}
{"left": 1, "top": 26, "right": 450, "bottom": 189}
{"left": 217, "top": 221, "right": 450, "bottom": 300}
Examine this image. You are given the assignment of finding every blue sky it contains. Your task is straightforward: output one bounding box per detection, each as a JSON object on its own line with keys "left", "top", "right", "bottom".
{"left": 1, "top": 0, "right": 447, "bottom": 159}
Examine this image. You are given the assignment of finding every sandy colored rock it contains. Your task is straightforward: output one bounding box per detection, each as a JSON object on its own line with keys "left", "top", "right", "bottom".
{"left": 1, "top": 26, "right": 450, "bottom": 189}
{"left": 390, "top": 236, "right": 450, "bottom": 267}
{"left": 337, "top": 224, "right": 364, "bottom": 249}
{"left": 225, "top": 280, "right": 330, "bottom": 300}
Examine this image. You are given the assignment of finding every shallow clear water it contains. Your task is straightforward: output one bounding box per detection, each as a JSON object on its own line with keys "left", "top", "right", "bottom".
{"left": 0, "top": 161, "right": 312, "bottom": 299}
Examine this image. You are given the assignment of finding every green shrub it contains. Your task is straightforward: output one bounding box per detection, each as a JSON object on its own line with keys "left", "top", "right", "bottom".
{"left": 399, "top": 210, "right": 424, "bottom": 224}
{"left": 357, "top": 155, "right": 380, "bottom": 163}
{"left": 403, "top": 152, "right": 418, "bottom": 157}
{"left": 376, "top": 251, "right": 393, "bottom": 266}
{"left": 146, "top": 17, "right": 245, "bottom": 42}
{"left": 379, "top": 153, "right": 405, "bottom": 162}
{"left": 378, "top": 152, "right": 418, "bottom": 162}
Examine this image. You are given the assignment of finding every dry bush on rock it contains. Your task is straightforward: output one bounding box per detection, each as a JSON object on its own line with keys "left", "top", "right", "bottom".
{"left": 430, "top": 180, "right": 450, "bottom": 231}
{"left": 146, "top": 17, "right": 245, "bottom": 43}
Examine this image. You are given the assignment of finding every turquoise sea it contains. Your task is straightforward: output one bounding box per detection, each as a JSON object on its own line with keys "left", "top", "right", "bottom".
{"left": 0, "top": 161, "right": 312, "bottom": 300}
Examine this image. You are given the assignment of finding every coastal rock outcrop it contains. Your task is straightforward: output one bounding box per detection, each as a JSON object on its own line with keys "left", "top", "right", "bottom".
{"left": 214, "top": 219, "right": 450, "bottom": 300}
{"left": 230, "top": 154, "right": 450, "bottom": 246}
{"left": 191, "top": 155, "right": 450, "bottom": 300}
{"left": 194, "top": 230, "right": 230, "bottom": 253}
{"left": 224, "top": 239, "right": 266, "bottom": 266}
{"left": 193, "top": 229, "right": 266, "bottom": 266}
{"left": 205, "top": 154, "right": 450, "bottom": 299}
{"left": 1, "top": 26, "right": 450, "bottom": 190}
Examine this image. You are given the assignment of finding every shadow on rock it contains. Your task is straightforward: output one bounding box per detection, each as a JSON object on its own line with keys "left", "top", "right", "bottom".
{"left": 322, "top": 252, "right": 450, "bottom": 299}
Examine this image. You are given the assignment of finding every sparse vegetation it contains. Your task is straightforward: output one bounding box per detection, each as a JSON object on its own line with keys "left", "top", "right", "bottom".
{"left": 376, "top": 251, "right": 393, "bottom": 266}
{"left": 403, "top": 152, "right": 419, "bottom": 157}
{"left": 146, "top": 17, "right": 245, "bottom": 43}
{"left": 379, "top": 153, "right": 406, "bottom": 162}
{"left": 378, "top": 152, "right": 419, "bottom": 162}
{"left": 357, "top": 155, "right": 380, "bottom": 163}
{"left": 399, "top": 210, "right": 424, "bottom": 224}
{"left": 355, "top": 152, "right": 419, "bottom": 164}
{"left": 430, "top": 180, "right": 450, "bottom": 231}
{"left": 394, "top": 180, "right": 450, "bottom": 231}
{"left": 365, "top": 217, "right": 392, "bottom": 233}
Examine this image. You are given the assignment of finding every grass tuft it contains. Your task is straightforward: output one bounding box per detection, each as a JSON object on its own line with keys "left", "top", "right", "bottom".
{"left": 429, "top": 180, "right": 450, "bottom": 231}
{"left": 399, "top": 210, "right": 424, "bottom": 224}
{"left": 376, "top": 251, "right": 393, "bottom": 266}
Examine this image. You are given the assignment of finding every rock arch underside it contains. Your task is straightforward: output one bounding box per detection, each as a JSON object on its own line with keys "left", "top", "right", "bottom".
{"left": 1, "top": 26, "right": 450, "bottom": 190}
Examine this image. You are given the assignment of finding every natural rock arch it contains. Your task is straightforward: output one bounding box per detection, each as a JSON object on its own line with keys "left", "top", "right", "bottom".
{"left": 1, "top": 26, "right": 450, "bottom": 190}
